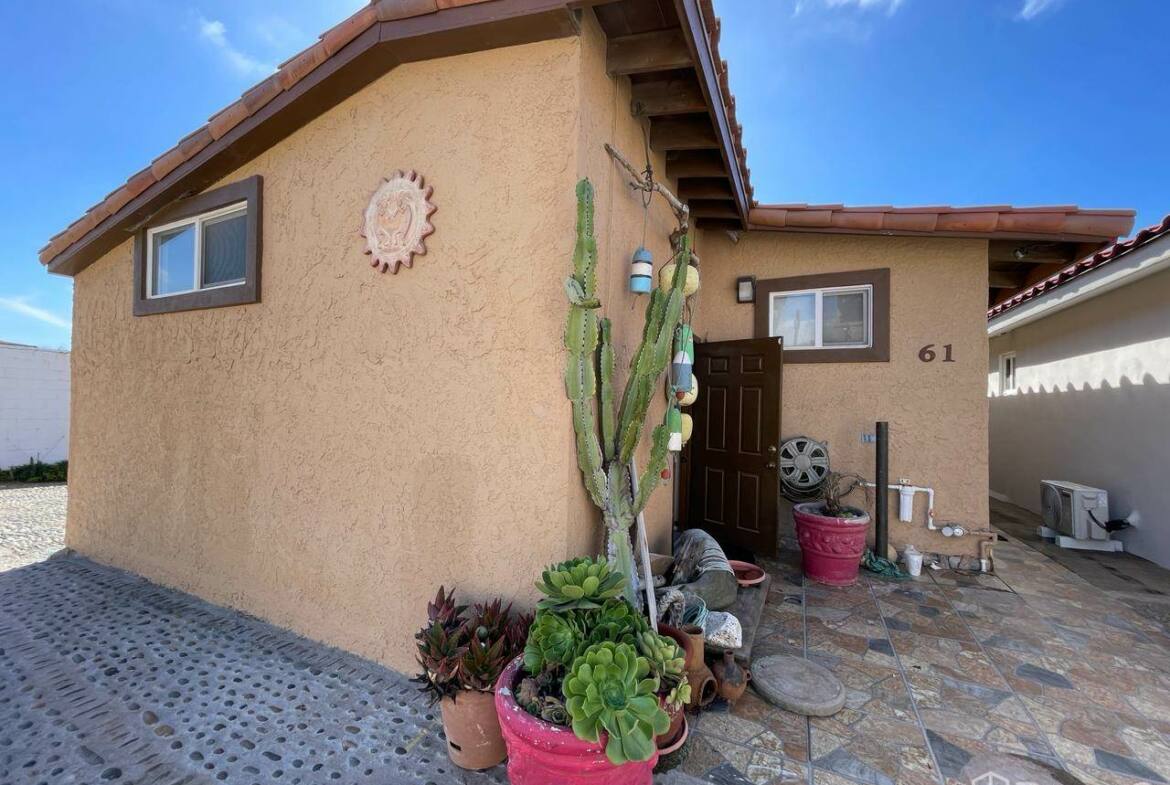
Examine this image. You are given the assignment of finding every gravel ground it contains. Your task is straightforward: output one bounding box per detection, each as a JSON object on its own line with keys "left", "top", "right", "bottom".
{"left": 0, "top": 483, "right": 67, "bottom": 572}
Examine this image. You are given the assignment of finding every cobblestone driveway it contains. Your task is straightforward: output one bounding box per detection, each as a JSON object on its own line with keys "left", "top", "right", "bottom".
{"left": 0, "top": 483, "right": 66, "bottom": 572}
{"left": 0, "top": 555, "right": 517, "bottom": 785}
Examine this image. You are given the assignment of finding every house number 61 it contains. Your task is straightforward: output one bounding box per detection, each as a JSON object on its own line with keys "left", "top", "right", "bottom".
{"left": 918, "top": 344, "right": 955, "bottom": 362}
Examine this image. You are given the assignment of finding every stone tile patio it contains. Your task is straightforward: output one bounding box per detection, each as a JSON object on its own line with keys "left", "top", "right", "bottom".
{"left": 682, "top": 518, "right": 1170, "bottom": 785}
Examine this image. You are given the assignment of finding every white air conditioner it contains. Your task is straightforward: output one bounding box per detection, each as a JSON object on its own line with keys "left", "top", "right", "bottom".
{"left": 1039, "top": 480, "right": 1122, "bottom": 552}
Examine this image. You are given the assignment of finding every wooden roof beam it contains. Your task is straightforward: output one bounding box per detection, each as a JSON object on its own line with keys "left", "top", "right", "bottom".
{"left": 649, "top": 114, "right": 718, "bottom": 151}
{"left": 631, "top": 72, "right": 706, "bottom": 116}
{"left": 988, "top": 270, "right": 1026, "bottom": 289}
{"left": 666, "top": 150, "right": 725, "bottom": 178}
{"left": 607, "top": 29, "right": 693, "bottom": 75}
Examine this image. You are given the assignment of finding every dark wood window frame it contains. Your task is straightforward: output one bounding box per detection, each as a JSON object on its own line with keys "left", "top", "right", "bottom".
{"left": 752, "top": 268, "right": 889, "bottom": 363}
{"left": 133, "top": 175, "right": 262, "bottom": 316}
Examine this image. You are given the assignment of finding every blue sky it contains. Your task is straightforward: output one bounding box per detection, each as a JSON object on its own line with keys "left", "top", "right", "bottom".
{"left": 1, "top": 0, "right": 1167, "bottom": 348}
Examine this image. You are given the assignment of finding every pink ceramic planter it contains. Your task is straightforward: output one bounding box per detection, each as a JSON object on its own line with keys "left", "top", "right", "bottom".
{"left": 793, "top": 502, "right": 871, "bottom": 586}
{"left": 494, "top": 656, "right": 659, "bottom": 785}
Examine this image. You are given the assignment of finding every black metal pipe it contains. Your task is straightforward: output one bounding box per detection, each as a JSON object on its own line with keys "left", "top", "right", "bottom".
{"left": 875, "top": 421, "right": 889, "bottom": 559}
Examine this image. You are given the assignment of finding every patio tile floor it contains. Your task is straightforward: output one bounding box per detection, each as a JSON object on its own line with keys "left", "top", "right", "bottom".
{"left": 683, "top": 519, "right": 1170, "bottom": 785}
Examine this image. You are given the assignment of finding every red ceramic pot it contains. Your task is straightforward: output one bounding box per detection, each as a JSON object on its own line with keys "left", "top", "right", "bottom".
{"left": 793, "top": 502, "right": 871, "bottom": 586}
{"left": 494, "top": 656, "right": 659, "bottom": 785}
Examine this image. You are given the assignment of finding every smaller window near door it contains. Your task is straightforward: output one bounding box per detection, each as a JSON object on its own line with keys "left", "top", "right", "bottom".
{"left": 753, "top": 268, "right": 889, "bottom": 363}
{"left": 770, "top": 285, "right": 872, "bottom": 350}
{"left": 133, "top": 176, "right": 262, "bottom": 316}
{"left": 999, "top": 352, "right": 1017, "bottom": 395}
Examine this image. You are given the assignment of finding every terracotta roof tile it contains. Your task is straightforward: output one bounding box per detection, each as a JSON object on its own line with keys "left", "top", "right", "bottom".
{"left": 279, "top": 42, "right": 330, "bottom": 90}
{"left": 321, "top": 5, "right": 378, "bottom": 55}
{"left": 207, "top": 100, "right": 250, "bottom": 141}
{"left": 375, "top": 0, "right": 438, "bottom": 23}
{"left": 748, "top": 203, "right": 1135, "bottom": 242}
{"left": 988, "top": 213, "right": 1170, "bottom": 319}
{"left": 149, "top": 145, "right": 188, "bottom": 182}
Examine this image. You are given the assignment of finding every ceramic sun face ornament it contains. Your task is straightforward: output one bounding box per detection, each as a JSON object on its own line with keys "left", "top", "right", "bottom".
{"left": 361, "top": 170, "right": 436, "bottom": 274}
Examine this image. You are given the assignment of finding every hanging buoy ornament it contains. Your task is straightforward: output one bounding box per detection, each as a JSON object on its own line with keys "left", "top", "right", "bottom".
{"left": 667, "top": 406, "right": 683, "bottom": 452}
{"left": 680, "top": 414, "right": 694, "bottom": 445}
{"left": 679, "top": 376, "right": 698, "bottom": 406}
{"left": 659, "top": 262, "right": 700, "bottom": 296}
{"left": 671, "top": 325, "right": 694, "bottom": 393}
{"left": 629, "top": 246, "right": 653, "bottom": 294}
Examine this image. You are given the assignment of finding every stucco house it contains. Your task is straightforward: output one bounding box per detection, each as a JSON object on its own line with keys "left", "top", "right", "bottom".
{"left": 988, "top": 215, "right": 1170, "bottom": 568}
{"left": 38, "top": 0, "right": 1135, "bottom": 671}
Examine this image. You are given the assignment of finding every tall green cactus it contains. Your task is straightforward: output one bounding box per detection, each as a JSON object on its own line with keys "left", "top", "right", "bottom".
{"left": 564, "top": 178, "right": 692, "bottom": 604}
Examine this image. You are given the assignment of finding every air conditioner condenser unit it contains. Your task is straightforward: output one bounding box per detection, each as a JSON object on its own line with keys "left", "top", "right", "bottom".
{"left": 1039, "top": 480, "right": 1123, "bottom": 552}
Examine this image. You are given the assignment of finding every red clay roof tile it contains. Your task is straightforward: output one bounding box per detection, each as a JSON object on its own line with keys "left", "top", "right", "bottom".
{"left": 988, "top": 213, "right": 1170, "bottom": 319}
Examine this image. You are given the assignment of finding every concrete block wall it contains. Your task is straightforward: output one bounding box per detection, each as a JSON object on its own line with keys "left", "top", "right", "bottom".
{"left": 0, "top": 343, "right": 70, "bottom": 469}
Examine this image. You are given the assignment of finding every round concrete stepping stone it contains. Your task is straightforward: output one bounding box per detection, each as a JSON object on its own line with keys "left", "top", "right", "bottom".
{"left": 751, "top": 654, "right": 846, "bottom": 717}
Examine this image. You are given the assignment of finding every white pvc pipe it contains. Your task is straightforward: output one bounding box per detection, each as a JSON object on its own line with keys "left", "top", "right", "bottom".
{"left": 864, "top": 481, "right": 935, "bottom": 530}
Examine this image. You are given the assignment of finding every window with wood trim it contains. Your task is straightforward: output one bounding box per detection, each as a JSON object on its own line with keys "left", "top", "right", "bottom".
{"left": 753, "top": 268, "right": 889, "bottom": 363}
{"left": 134, "top": 176, "right": 262, "bottom": 316}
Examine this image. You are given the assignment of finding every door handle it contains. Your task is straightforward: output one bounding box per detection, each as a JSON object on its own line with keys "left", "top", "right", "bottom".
{"left": 767, "top": 445, "right": 777, "bottom": 454}
{"left": 765, "top": 461, "right": 777, "bottom": 470}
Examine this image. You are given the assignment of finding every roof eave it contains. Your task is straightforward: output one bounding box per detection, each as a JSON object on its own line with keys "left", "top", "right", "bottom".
{"left": 44, "top": 0, "right": 582, "bottom": 277}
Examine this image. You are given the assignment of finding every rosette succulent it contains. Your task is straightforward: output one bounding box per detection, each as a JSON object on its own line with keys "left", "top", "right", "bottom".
{"left": 523, "top": 609, "right": 584, "bottom": 674}
{"left": 535, "top": 557, "right": 624, "bottom": 611}
{"left": 635, "top": 630, "right": 686, "bottom": 686}
{"left": 579, "top": 598, "right": 649, "bottom": 654}
{"left": 563, "top": 642, "right": 670, "bottom": 765}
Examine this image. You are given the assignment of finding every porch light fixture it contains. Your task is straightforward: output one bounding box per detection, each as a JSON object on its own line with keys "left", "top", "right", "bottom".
{"left": 736, "top": 275, "right": 756, "bottom": 303}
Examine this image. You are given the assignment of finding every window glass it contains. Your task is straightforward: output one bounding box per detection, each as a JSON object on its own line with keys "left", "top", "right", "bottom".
{"left": 202, "top": 210, "right": 247, "bottom": 287}
{"left": 823, "top": 290, "right": 869, "bottom": 346}
{"left": 151, "top": 224, "right": 196, "bottom": 296}
{"left": 772, "top": 293, "right": 816, "bottom": 347}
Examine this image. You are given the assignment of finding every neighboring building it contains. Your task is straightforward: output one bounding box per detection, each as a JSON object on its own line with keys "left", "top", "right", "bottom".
{"left": 36, "top": 0, "right": 1134, "bottom": 671}
{"left": 0, "top": 341, "right": 70, "bottom": 470}
{"left": 988, "top": 216, "right": 1170, "bottom": 567}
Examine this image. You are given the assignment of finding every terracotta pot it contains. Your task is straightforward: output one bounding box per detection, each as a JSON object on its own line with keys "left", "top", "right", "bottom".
{"left": 711, "top": 650, "right": 749, "bottom": 704}
{"left": 685, "top": 663, "right": 717, "bottom": 710}
{"left": 439, "top": 689, "right": 507, "bottom": 770}
{"left": 656, "top": 714, "right": 689, "bottom": 755}
{"left": 680, "top": 624, "right": 705, "bottom": 671}
{"left": 793, "top": 502, "right": 871, "bottom": 586}
{"left": 494, "top": 656, "right": 658, "bottom": 785}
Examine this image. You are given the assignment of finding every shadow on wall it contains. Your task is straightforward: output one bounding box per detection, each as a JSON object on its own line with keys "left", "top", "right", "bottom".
{"left": 989, "top": 374, "right": 1170, "bottom": 568}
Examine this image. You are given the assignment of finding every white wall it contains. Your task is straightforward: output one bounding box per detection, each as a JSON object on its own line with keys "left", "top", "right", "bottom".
{"left": 988, "top": 263, "right": 1170, "bottom": 567}
{"left": 0, "top": 343, "right": 70, "bottom": 469}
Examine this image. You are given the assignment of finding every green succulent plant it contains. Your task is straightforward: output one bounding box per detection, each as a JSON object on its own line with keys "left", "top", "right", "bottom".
{"left": 664, "top": 680, "right": 692, "bottom": 713}
{"left": 579, "top": 599, "right": 649, "bottom": 654}
{"left": 535, "top": 557, "right": 625, "bottom": 611}
{"left": 635, "top": 630, "right": 686, "bottom": 687}
{"left": 563, "top": 642, "right": 669, "bottom": 765}
{"left": 524, "top": 609, "right": 585, "bottom": 674}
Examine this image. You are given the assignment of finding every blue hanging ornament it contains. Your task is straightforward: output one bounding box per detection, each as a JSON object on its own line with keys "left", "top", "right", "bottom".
{"left": 629, "top": 246, "right": 653, "bottom": 293}
{"left": 671, "top": 325, "right": 694, "bottom": 393}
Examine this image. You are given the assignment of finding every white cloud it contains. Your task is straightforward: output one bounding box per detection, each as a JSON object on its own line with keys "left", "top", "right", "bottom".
{"left": 1017, "top": 0, "right": 1062, "bottom": 20}
{"left": 198, "top": 17, "right": 274, "bottom": 78}
{"left": 0, "top": 298, "right": 71, "bottom": 330}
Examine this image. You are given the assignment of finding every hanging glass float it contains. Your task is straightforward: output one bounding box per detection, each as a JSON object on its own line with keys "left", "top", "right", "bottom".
{"left": 671, "top": 325, "right": 694, "bottom": 393}
{"left": 679, "top": 376, "right": 698, "bottom": 406}
{"left": 680, "top": 413, "right": 694, "bottom": 445}
{"left": 658, "top": 261, "right": 700, "bottom": 296}
{"left": 667, "top": 406, "right": 683, "bottom": 452}
{"left": 629, "top": 246, "right": 653, "bottom": 293}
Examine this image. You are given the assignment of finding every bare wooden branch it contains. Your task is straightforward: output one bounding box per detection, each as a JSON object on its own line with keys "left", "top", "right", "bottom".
{"left": 604, "top": 142, "right": 691, "bottom": 239}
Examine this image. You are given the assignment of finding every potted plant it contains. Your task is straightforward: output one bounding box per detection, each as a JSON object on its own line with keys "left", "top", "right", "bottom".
{"left": 793, "top": 472, "right": 872, "bottom": 586}
{"left": 494, "top": 556, "right": 693, "bottom": 785}
{"left": 414, "top": 587, "right": 531, "bottom": 770}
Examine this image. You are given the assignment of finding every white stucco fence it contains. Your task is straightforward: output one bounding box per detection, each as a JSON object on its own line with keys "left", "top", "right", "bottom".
{"left": 0, "top": 342, "right": 70, "bottom": 469}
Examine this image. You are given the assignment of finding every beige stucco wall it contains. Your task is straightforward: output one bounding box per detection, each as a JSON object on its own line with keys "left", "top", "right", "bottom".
{"left": 988, "top": 264, "right": 1170, "bottom": 567}
{"left": 694, "top": 230, "right": 990, "bottom": 557}
{"left": 66, "top": 30, "right": 682, "bottom": 673}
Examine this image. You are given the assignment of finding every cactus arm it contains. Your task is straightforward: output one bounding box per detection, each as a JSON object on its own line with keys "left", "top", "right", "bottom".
{"left": 599, "top": 318, "right": 617, "bottom": 461}
{"left": 633, "top": 419, "right": 671, "bottom": 515}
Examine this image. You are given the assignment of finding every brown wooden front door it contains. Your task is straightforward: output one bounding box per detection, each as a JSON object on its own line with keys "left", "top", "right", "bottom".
{"left": 685, "top": 338, "right": 783, "bottom": 557}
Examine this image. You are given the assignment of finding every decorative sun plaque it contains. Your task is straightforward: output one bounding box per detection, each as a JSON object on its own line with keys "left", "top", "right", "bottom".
{"left": 361, "top": 170, "right": 436, "bottom": 274}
